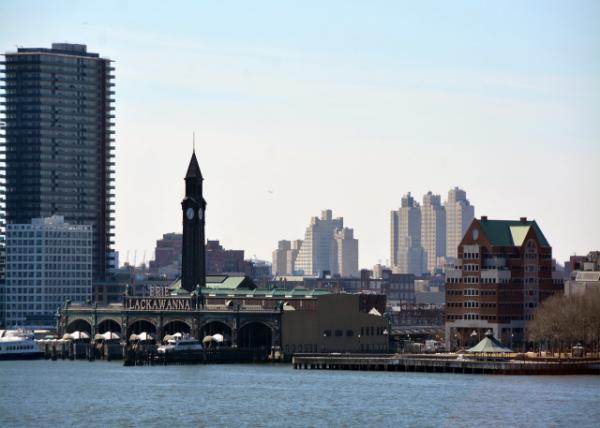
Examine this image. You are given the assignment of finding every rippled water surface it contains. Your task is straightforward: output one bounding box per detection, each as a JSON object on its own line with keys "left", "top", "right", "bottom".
{"left": 1, "top": 360, "right": 599, "bottom": 427}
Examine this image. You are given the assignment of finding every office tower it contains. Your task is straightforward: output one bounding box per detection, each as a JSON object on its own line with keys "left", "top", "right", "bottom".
{"left": 334, "top": 228, "right": 359, "bottom": 278}
{"left": 1, "top": 43, "right": 115, "bottom": 282}
{"left": 445, "top": 187, "right": 475, "bottom": 259}
{"left": 294, "top": 210, "right": 359, "bottom": 277}
{"left": 444, "top": 216, "right": 562, "bottom": 350}
{"left": 421, "top": 191, "right": 446, "bottom": 273}
{"left": 4, "top": 216, "right": 92, "bottom": 328}
{"left": 390, "top": 193, "right": 425, "bottom": 275}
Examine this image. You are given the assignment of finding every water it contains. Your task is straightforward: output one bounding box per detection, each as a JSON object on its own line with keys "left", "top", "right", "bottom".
{"left": 1, "top": 361, "right": 599, "bottom": 427}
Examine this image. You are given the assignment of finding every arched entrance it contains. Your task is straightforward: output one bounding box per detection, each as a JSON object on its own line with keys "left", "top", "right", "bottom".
{"left": 200, "top": 321, "right": 233, "bottom": 347}
{"left": 97, "top": 319, "right": 121, "bottom": 334}
{"left": 238, "top": 322, "right": 272, "bottom": 349}
{"left": 128, "top": 320, "right": 157, "bottom": 336}
{"left": 200, "top": 321, "right": 232, "bottom": 337}
{"left": 67, "top": 319, "right": 92, "bottom": 334}
{"left": 162, "top": 320, "right": 191, "bottom": 337}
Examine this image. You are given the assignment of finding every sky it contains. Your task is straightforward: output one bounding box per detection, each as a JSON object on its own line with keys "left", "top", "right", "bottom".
{"left": 1, "top": 1, "right": 599, "bottom": 267}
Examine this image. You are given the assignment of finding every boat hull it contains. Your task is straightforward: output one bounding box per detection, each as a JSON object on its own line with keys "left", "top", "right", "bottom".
{"left": 0, "top": 351, "right": 44, "bottom": 361}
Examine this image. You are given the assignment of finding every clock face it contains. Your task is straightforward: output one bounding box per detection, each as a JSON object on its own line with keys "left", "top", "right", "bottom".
{"left": 186, "top": 207, "right": 195, "bottom": 220}
{"left": 198, "top": 208, "right": 204, "bottom": 220}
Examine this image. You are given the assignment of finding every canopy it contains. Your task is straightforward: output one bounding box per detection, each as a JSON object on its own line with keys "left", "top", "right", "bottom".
{"left": 467, "top": 331, "right": 513, "bottom": 353}
{"left": 202, "top": 335, "right": 215, "bottom": 343}
{"left": 66, "top": 331, "right": 90, "bottom": 340}
{"left": 137, "top": 332, "right": 154, "bottom": 342}
{"left": 102, "top": 331, "right": 120, "bottom": 340}
{"left": 212, "top": 333, "right": 224, "bottom": 343}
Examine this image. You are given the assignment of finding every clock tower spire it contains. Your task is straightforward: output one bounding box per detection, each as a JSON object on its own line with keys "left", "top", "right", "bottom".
{"left": 181, "top": 150, "right": 206, "bottom": 292}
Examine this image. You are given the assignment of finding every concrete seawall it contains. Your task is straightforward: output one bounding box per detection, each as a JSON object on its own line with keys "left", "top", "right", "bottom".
{"left": 292, "top": 354, "right": 600, "bottom": 375}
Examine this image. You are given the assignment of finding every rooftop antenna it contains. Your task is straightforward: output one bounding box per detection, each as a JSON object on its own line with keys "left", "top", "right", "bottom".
{"left": 193, "top": 132, "right": 195, "bottom": 153}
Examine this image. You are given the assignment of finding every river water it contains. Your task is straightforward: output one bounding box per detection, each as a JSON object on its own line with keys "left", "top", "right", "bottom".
{"left": 1, "top": 360, "right": 599, "bottom": 427}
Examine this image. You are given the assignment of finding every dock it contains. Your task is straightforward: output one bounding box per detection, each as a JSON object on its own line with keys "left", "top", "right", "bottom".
{"left": 292, "top": 353, "right": 600, "bottom": 375}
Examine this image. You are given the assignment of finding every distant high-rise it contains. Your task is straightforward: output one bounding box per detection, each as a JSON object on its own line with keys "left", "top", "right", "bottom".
{"left": 272, "top": 240, "right": 291, "bottom": 276}
{"left": 293, "top": 210, "right": 359, "bottom": 277}
{"left": 445, "top": 187, "right": 475, "bottom": 259}
{"left": 421, "top": 191, "right": 446, "bottom": 273}
{"left": 390, "top": 193, "right": 425, "bottom": 275}
{"left": 334, "top": 228, "right": 359, "bottom": 278}
{"left": 1, "top": 43, "right": 115, "bottom": 281}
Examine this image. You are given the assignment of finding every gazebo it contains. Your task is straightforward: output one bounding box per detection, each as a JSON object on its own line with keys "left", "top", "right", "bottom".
{"left": 467, "top": 330, "right": 513, "bottom": 355}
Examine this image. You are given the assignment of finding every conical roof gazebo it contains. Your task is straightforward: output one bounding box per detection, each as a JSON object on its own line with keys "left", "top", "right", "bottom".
{"left": 467, "top": 330, "right": 513, "bottom": 354}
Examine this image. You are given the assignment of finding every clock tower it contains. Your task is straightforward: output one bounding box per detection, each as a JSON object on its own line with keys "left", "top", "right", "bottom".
{"left": 181, "top": 150, "right": 207, "bottom": 292}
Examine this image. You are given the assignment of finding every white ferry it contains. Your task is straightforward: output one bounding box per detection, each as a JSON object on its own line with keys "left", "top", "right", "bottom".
{"left": 0, "top": 330, "right": 44, "bottom": 360}
{"left": 157, "top": 336, "right": 203, "bottom": 354}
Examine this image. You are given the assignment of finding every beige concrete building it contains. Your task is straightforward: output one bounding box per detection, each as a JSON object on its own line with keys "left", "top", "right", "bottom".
{"left": 445, "top": 187, "right": 475, "bottom": 259}
{"left": 281, "top": 293, "right": 389, "bottom": 356}
{"left": 294, "top": 210, "right": 359, "bottom": 277}
{"left": 421, "top": 191, "right": 446, "bottom": 274}
{"left": 391, "top": 193, "right": 425, "bottom": 275}
{"left": 334, "top": 228, "right": 359, "bottom": 277}
{"left": 272, "top": 240, "right": 303, "bottom": 276}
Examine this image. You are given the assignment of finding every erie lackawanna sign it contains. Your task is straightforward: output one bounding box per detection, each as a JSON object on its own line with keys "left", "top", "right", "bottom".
{"left": 124, "top": 297, "right": 196, "bottom": 311}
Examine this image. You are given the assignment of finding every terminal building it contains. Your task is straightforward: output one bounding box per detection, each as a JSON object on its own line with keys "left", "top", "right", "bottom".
{"left": 58, "top": 152, "right": 388, "bottom": 359}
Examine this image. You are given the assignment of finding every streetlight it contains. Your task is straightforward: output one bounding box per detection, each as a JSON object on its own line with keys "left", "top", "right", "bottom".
{"left": 357, "top": 334, "right": 361, "bottom": 353}
{"left": 383, "top": 329, "right": 389, "bottom": 353}
{"left": 470, "top": 330, "right": 478, "bottom": 346}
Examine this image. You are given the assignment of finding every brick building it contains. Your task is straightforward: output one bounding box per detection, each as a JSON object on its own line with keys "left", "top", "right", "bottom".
{"left": 445, "top": 216, "right": 562, "bottom": 350}
{"left": 149, "top": 233, "right": 182, "bottom": 274}
{"left": 205, "top": 240, "right": 245, "bottom": 274}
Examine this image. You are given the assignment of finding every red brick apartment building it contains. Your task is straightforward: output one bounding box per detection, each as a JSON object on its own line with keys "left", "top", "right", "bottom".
{"left": 445, "top": 216, "right": 563, "bottom": 350}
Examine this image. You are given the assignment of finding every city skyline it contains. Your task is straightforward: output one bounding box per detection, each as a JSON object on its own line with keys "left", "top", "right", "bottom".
{"left": 1, "top": 2, "right": 599, "bottom": 268}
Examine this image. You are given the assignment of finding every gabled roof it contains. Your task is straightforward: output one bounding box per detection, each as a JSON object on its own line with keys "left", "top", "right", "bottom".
{"left": 479, "top": 219, "right": 550, "bottom": 247}
{"left": 185, "top": 151, "right": 203, "bottom": 179}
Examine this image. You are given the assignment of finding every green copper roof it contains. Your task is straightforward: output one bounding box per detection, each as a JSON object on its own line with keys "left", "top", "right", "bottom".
{"left": 169, "top": 275, "right": 255, "bottom": 292}
{"left": 201, "top": 288, "right": 331, "bottom": 298}
{"left": 479, "top": 219, "right": 550, "bottom": 247}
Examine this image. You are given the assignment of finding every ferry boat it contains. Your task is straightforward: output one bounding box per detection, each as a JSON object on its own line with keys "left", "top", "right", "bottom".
{"left": 0, "top": 330, "right": 44, "bottom": 360}
{"left": 157, "top": 337, "right": 203, "bottom": 354}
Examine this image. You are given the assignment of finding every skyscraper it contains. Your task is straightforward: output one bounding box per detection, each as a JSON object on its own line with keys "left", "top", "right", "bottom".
{"left": 445, "top": 187, "right": 475, "bottom": 259}
{"left": 294, "top": 210, "right": 358, "bottom": 277}
{"left": 421, "top": 191, "right": 446, "bottom": 273}
{"left": 390, "top": 193, "right": 425, "bottom": 275}
{"left": 1, "top": 43, "right": 115, "bottom": 281}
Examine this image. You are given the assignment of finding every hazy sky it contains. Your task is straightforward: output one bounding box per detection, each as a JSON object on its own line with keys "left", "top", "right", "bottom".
{"left": 2, "top": 1, "right": 599, "bottom": 267}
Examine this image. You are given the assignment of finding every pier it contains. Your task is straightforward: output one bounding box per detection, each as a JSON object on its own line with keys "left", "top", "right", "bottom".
{"left": 292, "top": 353, "right": 600, "bottom": 375}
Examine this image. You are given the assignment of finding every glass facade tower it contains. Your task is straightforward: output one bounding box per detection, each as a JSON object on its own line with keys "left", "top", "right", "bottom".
{"left": 0, "top": 43, "right": 115, "bottom": 282}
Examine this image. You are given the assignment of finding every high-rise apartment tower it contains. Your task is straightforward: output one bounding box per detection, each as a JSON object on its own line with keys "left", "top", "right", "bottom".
{"left": 445, "top": 187, "right": 474, "bottom": 259}
{"left": 1, "top": 43, "right": 115, "bottom": 281}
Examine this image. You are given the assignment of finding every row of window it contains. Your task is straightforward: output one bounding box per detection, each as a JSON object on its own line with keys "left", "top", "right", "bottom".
{"left": 7, "top": 256, "right": 92, "bottom": 262}
{"left": 0, "top": 344, "right": 36, "bottom": 352}
{"left": 463, "top": 252, "right": 479, "bottom": 259}
{"left": 463, "top": 264, "right": 479, "bottom": 272}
